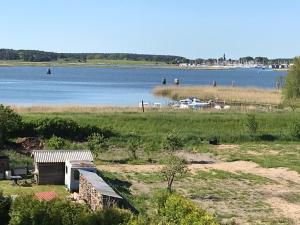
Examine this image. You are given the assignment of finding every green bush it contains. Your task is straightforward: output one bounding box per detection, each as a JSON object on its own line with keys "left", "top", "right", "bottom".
{"left": 34, "top": 117, "right": 80, "bottom": 140}
{"left": 162, "top": 132, "right": 183, "bottom": 151}
{"left": 84, "top": 208, "right": 132, "bottom": 225}
{"left": 87, "top": 133, "right": 109, "bottom": 157}
{"left": 0, "top": 191, "right": 11, "bottom": 225}
{"left": 46, "top": 136, "right": 69, "bottom": 150}
{"left": 0, "top": 105, "right": 22, "bottom": 148}
{"left": 143, "top": 140, "right": 159, "bottom": 162}
{"left": 290, "top": 121, "right": 300, "bottom": 140}
{"left": 9, "top": 195, "right": 90, "bottom": 225}
{"left": 151, "top": 191, "right": 219, "bottom": 225}
{"left": 127, "top": 138, "right": 140, "bottom": 160}
{"left": 244, "top": 114, "right": 258, "bottom": 136}
{"left": 32, "top": 117, "right": 114, "bottom": 141}
{"left": 9, "top": 195, "right": 133, "bottom": 225}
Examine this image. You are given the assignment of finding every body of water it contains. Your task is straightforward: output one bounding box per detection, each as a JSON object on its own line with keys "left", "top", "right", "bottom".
{"left": 0, "top": 66, "right": 287, "bottom": 106}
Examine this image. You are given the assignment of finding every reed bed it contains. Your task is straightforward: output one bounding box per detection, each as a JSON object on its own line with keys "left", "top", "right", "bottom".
{"left": 153, "top": 86, "right": 282, "bottom": 105}
{"left": 10, "top": 105, "right": 141, "bottom": 113}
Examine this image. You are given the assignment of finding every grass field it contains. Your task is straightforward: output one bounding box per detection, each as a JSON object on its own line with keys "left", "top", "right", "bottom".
{"left": 154, "top": 85, "right": 282, "bottom": 105}
{"left": 1, "top": 109, "right": 300, "bottom": 224}
{"left": 21, "top": 110, "right": 300, "bottom": 145}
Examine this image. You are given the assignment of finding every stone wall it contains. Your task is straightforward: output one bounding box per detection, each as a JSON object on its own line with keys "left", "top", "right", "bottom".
{"left": 79, "top": 174, "right": 103, "bottom": 211}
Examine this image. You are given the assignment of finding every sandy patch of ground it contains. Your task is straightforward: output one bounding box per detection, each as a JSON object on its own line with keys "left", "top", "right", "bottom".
{"left": 266, "top": 197, "right": 300, "bottom": 223}
{"left": 216, "top": 144, "right": 239, "bottom": 151}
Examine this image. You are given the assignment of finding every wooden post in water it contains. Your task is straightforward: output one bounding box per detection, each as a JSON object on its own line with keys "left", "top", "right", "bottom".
{"left": 213, "top": 80, "right": 217, "bottom": 87}
{"left": 141, "top": 100, "right": 144, "bottom": 113}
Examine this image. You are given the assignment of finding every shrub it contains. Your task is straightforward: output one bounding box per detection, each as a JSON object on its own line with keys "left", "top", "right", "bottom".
{"left": 46, "top": 136, "right": 69, "bottom": 150}
{"left": 84, "top": 208, "right": 132, "bottom": 225}
{"left": 9, "top": 195, "right": 90, "bottom": 225}
{"left": 290, "top": 121, "right": 300, "bottom": 140}
{"left": 245, "top": 114, "right": 258, "bottom": 136}
{"left": 127, "top": 138, "right": 140, "bottom": 160}
{"left": 33, "top": 117, "right": 114, "bottom": 141}
{"left": 143, "top": 140, "right": 159, "bottom": 162}
{"left": 87, "top": 133, "right": 109, "bottom": 157}
{"left": 9, "top": 195, "right": 133, "bottom": 225}
{"left": 0, "top": 191, "right": 11, "bottom": 225}
{"left": 0, "top": 105, "right": 22, "bottom": 148}
{"left": 34, "top": 117, "right": 79, "bottom": 140}
{"left": 162, "top": 132, "right": 183, "bottom": 152}
{"left": 152, "top": 191, "right": 218, "bottom": 225}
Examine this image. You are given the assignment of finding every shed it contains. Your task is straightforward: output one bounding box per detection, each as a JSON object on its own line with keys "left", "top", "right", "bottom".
{"left": 78, "top": 169, "right": 123, "bottom": 211}
{"left": 65, "top": 160, "right": 96, "bottom": 191}
{"left": 32, "top": 150, "right": 93, "bottom": 185}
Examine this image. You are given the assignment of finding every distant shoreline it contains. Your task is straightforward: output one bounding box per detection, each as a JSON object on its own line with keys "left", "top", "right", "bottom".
{"left": 0, "top": 60, "right": 244, "bottom": 70}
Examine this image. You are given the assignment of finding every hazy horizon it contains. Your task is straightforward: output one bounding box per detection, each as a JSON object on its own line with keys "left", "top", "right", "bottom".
{"left": 1, "top": 0, "right": 299, "bottom": 59}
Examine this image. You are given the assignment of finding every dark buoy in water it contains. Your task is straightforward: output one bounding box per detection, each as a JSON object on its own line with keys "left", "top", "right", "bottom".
{"left": 162, "top": 77, "right": 166, "bottom": 85}
{"left": 46, "top": 68, "right": 51, "bottom": 75}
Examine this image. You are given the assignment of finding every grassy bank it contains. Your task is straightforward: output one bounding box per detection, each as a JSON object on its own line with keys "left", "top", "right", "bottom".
{"left": 153, "top": 86, "right": 282, "bottom": 106}
{"left": 20, "top": 110, "right": 299, "bottom": 145}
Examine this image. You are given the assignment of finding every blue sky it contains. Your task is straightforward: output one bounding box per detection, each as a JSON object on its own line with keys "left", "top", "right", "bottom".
{"left": 1, "top": 0, "right": 299, "bottom": 59}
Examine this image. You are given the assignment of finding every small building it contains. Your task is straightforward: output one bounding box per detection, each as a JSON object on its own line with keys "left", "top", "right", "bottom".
{"left": 65, "top": 160, "right": 97, "bottom": 191}
{"left": 0, "top": 156, "right": 10, "bottom": 180}
{"left": 78, "top": 169, "right": 123, "bottom": 211}
{"left": 32, "top": 150, "right": 93, "bottom": 185}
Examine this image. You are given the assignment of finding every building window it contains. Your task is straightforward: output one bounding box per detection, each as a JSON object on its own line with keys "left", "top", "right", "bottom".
{"left": 74, "top": 170, "right": 79, "bottom": 181}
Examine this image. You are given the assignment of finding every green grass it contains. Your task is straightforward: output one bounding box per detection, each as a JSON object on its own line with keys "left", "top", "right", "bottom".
{"left": 0, "top": 180, "right": 68, "bottom": 197}
{"left": 21, "top": 110, "right": 300, "bottom": 146}
{"left": 194, "top": 169, "right": 273, "bottom": 184}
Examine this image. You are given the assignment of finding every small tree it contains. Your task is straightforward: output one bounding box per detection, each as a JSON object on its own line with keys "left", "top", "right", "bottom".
{"left": 143, "top": 141, "right": 159, "bottom": 162}
{"left": 87, "top": 133, "right": 109, "bottom": 158}
{"left": 245, "top": 114, "right": 258, "bottom": 136}
{"left": 127, "top": 138, "right": 140, "bottom": 160}
{"left": 162, "top": 132, "right": 183, "bottom": 152}
{"left": 161, "top": 155, "right": 188, "bottom": 192}
{"left": 0, "top": 105, "right": 22, "bottom": 148}
{"left": 47, "top": 136, "right": 68, "bottom": 150}
{"left": 290, "top": 121, "right": 300, "bottom": 140}
{"left": 283, "top": 57, "right": 300, "bottom": 110}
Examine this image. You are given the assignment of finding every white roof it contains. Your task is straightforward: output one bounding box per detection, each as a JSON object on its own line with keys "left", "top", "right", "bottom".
{"left": 78, "top": 170, "right": 122, "bottom": 199}
{"left": 32, "top": 150, "right": 93, "bottom": 163}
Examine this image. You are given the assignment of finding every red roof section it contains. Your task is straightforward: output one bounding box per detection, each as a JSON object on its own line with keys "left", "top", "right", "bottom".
{"left": 35, "top": 192, "right": 58, "bottom": 201}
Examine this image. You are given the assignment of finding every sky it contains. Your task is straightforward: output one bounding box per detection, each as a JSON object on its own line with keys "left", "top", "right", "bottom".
{"left": 0, "top": 0, "right": 299, "bottom": 59}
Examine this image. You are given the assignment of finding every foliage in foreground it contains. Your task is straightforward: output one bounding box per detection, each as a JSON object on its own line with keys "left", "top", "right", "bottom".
{"left": 0, "top": 105, "right": 22, "bottom": 148}
{"left": 2, "top": 191, "right": 218, "bottom": 225}
{"left": 149, "top": 190, "right": 219, "bottom": 225}
{"left": 8, "top": 195, "right": 132, "bottom": 225}
{"left": 0, "top": 191, "right": 11, "bottom": 225}
{"left": 283, "top": 57, "right": 300, "bottom": 110}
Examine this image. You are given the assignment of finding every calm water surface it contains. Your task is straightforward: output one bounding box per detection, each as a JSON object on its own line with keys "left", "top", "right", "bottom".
{"left": 0, "top": 67, "right": 287, "bottom": 106}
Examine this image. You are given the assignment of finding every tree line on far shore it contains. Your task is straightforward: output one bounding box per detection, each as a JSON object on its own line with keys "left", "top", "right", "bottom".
{"left": 0, "top": 49, "right": 188, "bottom": 64}
{"left": 0, "top": 48, "right": 294, "bottom": 65}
